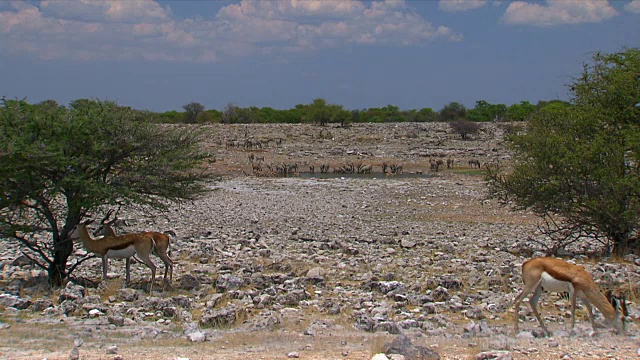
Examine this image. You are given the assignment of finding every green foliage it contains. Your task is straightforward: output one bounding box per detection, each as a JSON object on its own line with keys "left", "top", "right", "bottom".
{"left": 505, "top": 101, "right": 536, "bottom": 121}
{"left": 300, "top": 98, "right": 351, "bottom": 126}
{"left": 438, "top": 102, "right": 467, "bottom": 122}
{"left": 467, "top": 100, "right": 507, "bottom": 122}
{"left": 488, "top": 48, "right": 640, "bottom": 253}
{"left": 416, "top": 108, "right": 437, "bottom": 122}
{"left": 182, "top": 101, "right": 205, "bottom": 123}
{"left": 147, "top": 100, "right": 541, "bottom": 124}
{"left": 0, "top": 99, "right": 210, "bottom": 286}
{"left": 156, "top": 110, "right": 183, "bottom": 123}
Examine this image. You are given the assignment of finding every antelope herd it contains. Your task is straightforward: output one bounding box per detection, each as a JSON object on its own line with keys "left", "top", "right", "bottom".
{"left": 246, "top": 155, "right": 482, "bottom": 177}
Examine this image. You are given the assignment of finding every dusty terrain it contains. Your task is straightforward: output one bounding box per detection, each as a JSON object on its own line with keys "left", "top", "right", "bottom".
{"left": 1, "top": 122, "right": 639, "bottom": 360}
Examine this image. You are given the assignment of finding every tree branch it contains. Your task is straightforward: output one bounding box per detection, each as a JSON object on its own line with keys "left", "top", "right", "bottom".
{"left": 67, "top": 254, "right": 96, "bottom": 277}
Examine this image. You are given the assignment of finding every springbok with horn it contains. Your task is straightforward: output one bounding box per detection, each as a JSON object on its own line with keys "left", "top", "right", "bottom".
{"left": 513, "top": 257, "right": 626, "bottom": 335}
{"left": 93, "top": 210, "right": 174, "bottom": 285}
{"left": 71, "top": 219, "right": 158, "bottom": 292}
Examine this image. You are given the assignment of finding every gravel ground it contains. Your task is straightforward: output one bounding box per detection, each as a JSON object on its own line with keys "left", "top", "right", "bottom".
{"left": 1, "top": 123, "right": 639, "bottom": 360}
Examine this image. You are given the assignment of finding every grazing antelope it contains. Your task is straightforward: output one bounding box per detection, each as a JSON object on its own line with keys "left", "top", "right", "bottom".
{"left": 71, "top": 220, "right": 157, "bottom": 292}
{"left": 469, "top": 159, "right": 481, "bottom": 168}
{"left": 93, "top": 211, "right": 174, "bottom": 285}
{"left": 513, "top": 257, "right": 626, "bottom": 335}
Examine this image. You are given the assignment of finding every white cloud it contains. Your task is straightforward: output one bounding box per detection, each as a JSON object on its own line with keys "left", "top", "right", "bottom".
{"left": 503, "top": 0, "right": 618, "bottom": 26}
{"left": 39, "top": 0, "right": 171, "bottom": 23}
{"left": 0, "top": 0, "right": 462, "bottom": 62}
{"left": 625, "top": 0, "right": 640, "bottom": 14}
{"left": 439, "top": 0, "right": 487, "bottom": 12}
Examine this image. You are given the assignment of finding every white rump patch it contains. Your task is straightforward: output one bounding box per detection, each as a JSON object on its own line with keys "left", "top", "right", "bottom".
{"left": 106, "top": 246, "right": 136, "bottom": 259}
{"left": 540, "top": 271, "right": 573, "bottom": 293}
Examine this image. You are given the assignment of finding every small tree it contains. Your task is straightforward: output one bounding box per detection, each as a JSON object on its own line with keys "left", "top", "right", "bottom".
{"left": 449, "top": 120, "right": 481, "bottom": 139}
{"left": 438, "top": 102, "right": 467, "bottom": 122}
{"left": 0, "top": 99, "right": 210, "bottom": 286}
{"left": 308, "top": 98, "right": 330, "bottom": 126}
{"left": 183, "top": 101, "right": 205, "bottom": 123}
{"left": 221, "top": 103, "right": 240, "bottom": 124}
{"left": 487, "top": 48, "right": 640, "bottom": 254}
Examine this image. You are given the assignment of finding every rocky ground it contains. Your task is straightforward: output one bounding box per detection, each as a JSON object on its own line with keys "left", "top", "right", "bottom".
{"left": 1, "top": 122, "right": 639, "bottom": 360}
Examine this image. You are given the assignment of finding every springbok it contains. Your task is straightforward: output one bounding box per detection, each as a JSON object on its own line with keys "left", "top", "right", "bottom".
{"left": 513, "top": 257, "right": 626, "bottom": 335}
{"left": 92, "top": 211, "right": 174, "bottom": 285}
{"left": 71, "top": 220, "right": 157, "bottom": 292}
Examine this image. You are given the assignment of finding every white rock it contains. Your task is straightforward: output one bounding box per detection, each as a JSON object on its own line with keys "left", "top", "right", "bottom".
{"left": 371, "top": 354, "right": 390, "bottom": 360}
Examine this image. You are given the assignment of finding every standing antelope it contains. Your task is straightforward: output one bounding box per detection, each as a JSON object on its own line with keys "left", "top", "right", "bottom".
{"left": 93, "top": 211, "right": 174, "bottom": 285}
{"left": 71, "top": 220, "right": 157, "bottom": 292}
{"left": 513, "top": 257, "right": 626, "bottom": 335}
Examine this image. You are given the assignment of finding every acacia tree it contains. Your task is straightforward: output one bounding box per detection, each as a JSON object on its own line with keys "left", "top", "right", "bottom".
{"left": 0, "top": 99, "right": 210, "bottom": 286}
{"left": 449, "top": 120, "right": 481, "bottom": 139}
{"left": 183, "top": 101, "right": 205, "bottom": 123}
{"left": 487, "top": 48, "right": 640, "bottom": 254}
{"left": 438, "top": 102, "right": 467, "bottom": 122}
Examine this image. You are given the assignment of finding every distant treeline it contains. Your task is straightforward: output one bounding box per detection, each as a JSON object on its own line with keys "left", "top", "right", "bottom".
{"left": 159, "top": 98, "right": 571, "bottom": 125}
{"left": 3, "top": 97, "right": 572, "bottom": 125}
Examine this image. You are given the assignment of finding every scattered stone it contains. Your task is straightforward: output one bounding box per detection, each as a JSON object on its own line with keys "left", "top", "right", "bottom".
{"left": 106, "top": 345, "right": 118, "bottom": 354}
{"left": 187, "top": 331, "right": 206, "bottom": 342}
{"left": 59, "top": 283, "right": 86, "bottom": 302}
{"left": 371, "top": 354, "right": 390, "bottom": 360}
{"left": 88, "top": 309, "right": 104, "bottom": 317}
{"left": 400, "top": 239, "right": 416, "bottom": 248}
{"left": 199, "top": 304, "right": 246, "bottom": 328}
{"left": 382, "top": 334, "right": 440, "bottom": 360}
{"left": 108, "top": 315, "right": 125, "bottom": 327}
{"left": 475, "top": 350, "right": 512, "bottom": 360}
{"left": 30, "top": 298, "right": 54, "bottom": 312}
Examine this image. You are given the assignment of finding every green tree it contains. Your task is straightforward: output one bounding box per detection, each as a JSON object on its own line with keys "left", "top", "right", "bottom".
{"left": 467, "top": 100, "right": 507, "bottom": 122}
{"left": 505, "top": 101, "right": 536, "bottom": 121}
{"left": 183, "top": 101, "right": 205, "bottom": 123}
{"left": 0, "top": 99, "right": 209, "bottom": 286}
{"left": 487, "top": 48, "right": 640, "bottom": 254}
{"left": 438, "top": 102, "right": 467, "bottom": 122}
{"left": 416, "top": 108, "right": 437, "bottom": 122}
{"left": 156, "top": 110, "right": 183, "bottom": 123}
{"left": 306, "top": 98, "right": 331, "bottom": 126}
{"left": 330, "top": 105, "right": 351, "bottom": 127}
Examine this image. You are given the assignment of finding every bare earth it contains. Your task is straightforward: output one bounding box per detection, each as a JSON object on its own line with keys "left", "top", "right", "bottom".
{"left": 1, "top": 123, "right": 639, "bottom": 360}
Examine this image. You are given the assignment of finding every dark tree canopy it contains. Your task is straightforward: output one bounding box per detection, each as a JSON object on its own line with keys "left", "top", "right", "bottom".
{"left": 183, "top": 101, "right": 205, "bottom": 123}
{"left": 449, "top": 120, "right": 481, "bottom": 140}
{"left": 0, "top": 99, "right": 210, "bottom": 286}
{"left": 487, "top": 48, "right": 640, "bottom": 254}
{"left": 439, "top": 102, "right": 467, "bottom": 122}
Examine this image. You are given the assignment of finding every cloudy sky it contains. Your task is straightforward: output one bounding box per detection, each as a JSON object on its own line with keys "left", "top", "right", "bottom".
{"left": 1, "top": 0, "right": 639, "bottom": 112}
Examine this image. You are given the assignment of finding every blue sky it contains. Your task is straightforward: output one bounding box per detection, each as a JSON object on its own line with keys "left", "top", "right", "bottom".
{"left": 0, "top": 0, "right": 639, "bottom": 113}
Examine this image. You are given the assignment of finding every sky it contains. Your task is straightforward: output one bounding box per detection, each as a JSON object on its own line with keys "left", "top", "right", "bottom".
{"left": 0, "top": 0, "right": 639, "bottom": 113}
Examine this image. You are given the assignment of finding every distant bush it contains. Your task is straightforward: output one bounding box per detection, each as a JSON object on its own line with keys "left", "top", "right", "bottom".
{"left": 449, "top": 120, "right": 481, "bottom": 139}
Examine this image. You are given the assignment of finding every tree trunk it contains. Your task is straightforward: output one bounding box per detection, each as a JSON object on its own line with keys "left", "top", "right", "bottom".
{"left": 48, "top": 235, "right": 73, "bottom": 287}
{"left": 612, "top": 231, "right": 632, "bottom": 256}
